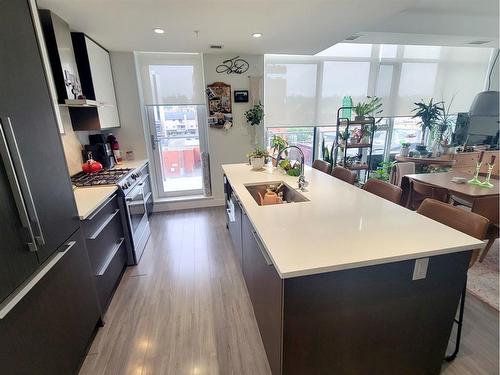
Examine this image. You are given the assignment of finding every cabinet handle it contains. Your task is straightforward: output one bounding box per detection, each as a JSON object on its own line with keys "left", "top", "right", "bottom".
{"left": 97, "top": 238, "right": 125, "bottom": 276}
{"left": 86, "top": 194, "right": 117, "bottom": 220}
{"left": 252, "top": 230, "right": 273, "bottom": 266}
{"left": 0, "top": 117, "right": 38, "bottom": 251}
{"left": 88, "top": 209, "right": 120, "bottom": 240}
{"left": 0, "top": 241, "right": 76, "bottom": 319}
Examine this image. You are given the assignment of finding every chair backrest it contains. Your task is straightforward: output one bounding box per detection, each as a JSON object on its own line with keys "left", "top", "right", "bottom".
{"left": 312, "top": 159, "right": 331, "bottom": 174}
{"left": 417, "top": 198, "right": 489, "bottom": 267}
{"left": 389, "top": 162, "right": 416, "bottom": 186}
{"left": 331, "top": 166, "right": 356, "bottom": 185}
{"left": 363, "top": 178, "right": 403, "bottom": 204}
{"left": 472, "top": 195, "right": 500, "bottom": 225}
{"left": 408, "top": 180, "right": 449, "bottom": 210}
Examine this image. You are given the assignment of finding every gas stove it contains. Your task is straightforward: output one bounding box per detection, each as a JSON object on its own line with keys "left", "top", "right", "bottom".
{"left": 71, "top": 168, "right": 132, "bottom": 187}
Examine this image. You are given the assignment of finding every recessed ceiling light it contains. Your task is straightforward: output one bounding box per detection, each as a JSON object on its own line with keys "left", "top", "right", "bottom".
{"left": 153, "top": 28, "right": 165, "bottom": 34}
{"left": 252, "top": 33, "right": 263, "bottom": 38}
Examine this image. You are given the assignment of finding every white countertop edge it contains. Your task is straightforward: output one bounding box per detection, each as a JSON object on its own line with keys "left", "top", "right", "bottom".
{"left": 276, "top": 242, "right": 486, "bottom": 279}
{"left": 75, "top": 186, "right": 118, "bottom": 220}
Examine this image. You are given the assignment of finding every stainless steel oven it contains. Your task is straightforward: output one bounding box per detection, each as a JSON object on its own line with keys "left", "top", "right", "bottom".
{"left": 121, "top": 169, "right": 151, "bottom": 265}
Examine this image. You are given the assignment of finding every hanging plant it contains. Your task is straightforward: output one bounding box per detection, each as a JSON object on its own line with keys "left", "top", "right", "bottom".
{"left": 244, "top": 102, "right": 265, "bottom": 126}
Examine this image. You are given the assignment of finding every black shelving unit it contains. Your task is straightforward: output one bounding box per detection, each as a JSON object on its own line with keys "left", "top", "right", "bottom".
{"left": 333, "top": 107, "right": 376, "bottom": 183}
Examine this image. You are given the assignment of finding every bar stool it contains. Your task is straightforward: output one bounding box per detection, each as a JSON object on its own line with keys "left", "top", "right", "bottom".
{"left": 416, "top": 198, "right": 489, "bottom": 361}
{"left": 312, "top": 159, "right": 331, "bottom": 174}
{"left": 407, "top": 180, "right": 450, "bottom": 210}
{"left": 331, "top": 166, "right": 356, "bottom": 185}
{"left": 362, "top": 178, "right": 402, "bottom": 204}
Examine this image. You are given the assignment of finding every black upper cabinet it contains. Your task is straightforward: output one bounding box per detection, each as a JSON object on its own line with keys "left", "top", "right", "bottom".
{"left": 0, "top": 0, "right": 79, "bottom": 272}
{"left": 38, "top": 9, "right": 81, "bottom": 104}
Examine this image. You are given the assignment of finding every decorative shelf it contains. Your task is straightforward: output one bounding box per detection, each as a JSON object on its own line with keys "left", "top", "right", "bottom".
{"left": 345, "top": 143, "right": 371, "bottom": 149}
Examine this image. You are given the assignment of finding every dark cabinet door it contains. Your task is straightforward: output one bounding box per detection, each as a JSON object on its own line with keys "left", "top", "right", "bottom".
{"left": 242, "top": 213, "right": 283, "bottom": 375}
{"left": 0, "top": 160, "right": 39, "bottom": 302}
{"left": 0, "top": 0, "right": 79, "bottom": 264}
{"left": 228, "top": 193, "right": 242, "bottom": 267}
{"left": 0, "top": 229, "right": 101, "bottom": 375}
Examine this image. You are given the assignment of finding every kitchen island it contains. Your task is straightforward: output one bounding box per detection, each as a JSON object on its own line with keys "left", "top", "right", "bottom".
{"left": 222, "top": 163, "right": 483, "bottom": 375}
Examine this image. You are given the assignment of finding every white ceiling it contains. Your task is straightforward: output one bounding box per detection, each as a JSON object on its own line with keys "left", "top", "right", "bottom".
{"left": 38, "top": 0, "right": 419, "bottom": 54}
{"left": 357, "top": 0, "right": 499, "bottom": 48}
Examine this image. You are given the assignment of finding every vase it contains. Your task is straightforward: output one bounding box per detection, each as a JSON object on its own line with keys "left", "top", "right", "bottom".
{"left": 354, "top": 115, "right": 365, "bottom": 122}
{"left": 250, "top": 156, "right": 265, "bottom": 170}
{"left": 400, "top": 147, "right": 410, "bottom": 157}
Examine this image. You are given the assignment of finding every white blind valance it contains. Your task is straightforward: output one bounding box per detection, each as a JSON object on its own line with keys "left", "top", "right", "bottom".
{"left": 264, "top": 44, "right": 493, "bottom": 127}
{"left": 135, "top": 52, "right": 205, "bottom": 105}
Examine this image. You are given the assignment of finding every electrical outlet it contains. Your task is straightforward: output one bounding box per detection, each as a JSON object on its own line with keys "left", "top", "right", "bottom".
{"left": 412, "top": 258, "right": 429, "bottom": 280}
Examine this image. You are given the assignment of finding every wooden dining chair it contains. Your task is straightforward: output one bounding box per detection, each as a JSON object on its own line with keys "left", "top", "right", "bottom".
{"left": 312, "top": 159, "right": 331, "bottom": 174}
{"left": 417, "top": 198, "right": 489, "bottom": 361}
{"left": 407, "top": 179, "right": 450, "bottom": 210}
{"left": 362, "top": 178, "right": 403, "bottom": 204}
{"left": 331, "top": 166, "right": 356, "bottom": 185}
{"left": 471, "top": 195, "right": 499, "bottom": 262}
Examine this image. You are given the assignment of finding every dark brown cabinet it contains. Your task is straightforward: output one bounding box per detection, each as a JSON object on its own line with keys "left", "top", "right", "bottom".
{"left": 82, "top": 194, "right": 127, "bottom": 313}
{"left": 0, "top": 229, "right": 101, "bottom": 375}
{"left": 228, "top": 193, "right": 243, "bottom": 266}
{"left": 242, "top": 213, "right": 283, "bottom": 375}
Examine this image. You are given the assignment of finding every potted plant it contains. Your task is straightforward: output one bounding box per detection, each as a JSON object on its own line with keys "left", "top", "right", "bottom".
{"left": 412, "top": 98, "right": 443, "bottom": 151}
{"left": 351, "top": 128, "right": 363, "bottom": 144}
{"left": 434, "top": 97, "right": 455, "bottom": 156}
{"left": 338, "top": 127, "right": 349, "bottom": 147}
{"left": 400, "top": 141, "right": 411, "bottom": 157}
{"left": 247, "top": 146, "right": 269, "bottom": 170}
{"left": 353, "top": 96, "right": 382, "bottom": 121}
{"left": 278, "top": 158, "right": 301, "bottom": 176}
{"left": 321, "top": 138, "right": 334, "bottom": 164}
{"left": 244, "top": 102, "right": 265, "bottom": 126}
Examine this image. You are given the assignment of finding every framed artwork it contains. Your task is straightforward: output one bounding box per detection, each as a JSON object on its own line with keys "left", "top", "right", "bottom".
{"left": 234, "top": 90, "right": 249, "bottom": 103}
{"left": 206, "top": 82, "right": 232, "bottom": 129}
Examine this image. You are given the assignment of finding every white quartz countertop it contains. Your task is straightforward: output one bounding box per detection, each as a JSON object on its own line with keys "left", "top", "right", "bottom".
{"left": 73, "top": 159, "right": 149, "bottom": 219}
{"left": 73, "top": 186, "right": 118, "bottom": 220}
{"left": 222, "top": 163, "right": 484, "bottom": 279}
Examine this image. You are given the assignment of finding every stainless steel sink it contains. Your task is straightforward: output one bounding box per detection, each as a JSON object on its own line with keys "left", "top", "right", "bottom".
{"left": 244, "top": 182, "right": 309, "bottom": 206}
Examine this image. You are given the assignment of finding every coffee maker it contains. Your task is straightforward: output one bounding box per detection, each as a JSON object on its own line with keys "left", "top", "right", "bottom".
{"left": 83, "top": 134, "right": 116, "bottom": 169}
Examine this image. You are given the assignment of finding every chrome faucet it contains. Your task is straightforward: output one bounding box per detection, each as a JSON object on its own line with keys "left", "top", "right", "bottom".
{"left": 276, "top": 145, "right": 309, "bottom": 191}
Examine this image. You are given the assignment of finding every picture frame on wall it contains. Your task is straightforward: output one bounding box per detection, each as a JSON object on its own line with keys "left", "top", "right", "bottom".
{"left": 234, "top": 90, "right": 249, "bottom": 103}
{"left": 206, "top": 82, "right": 233, "bottom": 129}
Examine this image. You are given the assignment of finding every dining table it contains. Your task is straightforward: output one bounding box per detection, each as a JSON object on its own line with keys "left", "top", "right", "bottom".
{"left": 400, "top": 170, "right": 500, "bottom": 207}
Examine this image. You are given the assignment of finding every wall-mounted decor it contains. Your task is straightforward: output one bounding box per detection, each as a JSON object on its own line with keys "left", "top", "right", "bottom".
{"left": 206, "top": 82, "right": 233, "bottom": 129}
{"left": 216, "top": 56, "right": 249, "bottom": 75}
{"left": 234, "top": 90, "right": 249, "bottom": 103}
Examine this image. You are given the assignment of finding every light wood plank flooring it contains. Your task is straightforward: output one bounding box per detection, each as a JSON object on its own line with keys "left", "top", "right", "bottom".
{"left": 80, "top": 207, "right": 499, "bottom": 375}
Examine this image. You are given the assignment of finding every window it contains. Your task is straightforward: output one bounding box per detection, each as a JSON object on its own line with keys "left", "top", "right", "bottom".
{"left": 266, "top": 128, "right": 314, "bottom": 165}
{"left": 136, "top": 52, "right": 208, "bottom": 198}
{"left": 316, "top": 43, "right": 373, "bottom": 58}
{"left": 319, "top": 61, "right": 371, "bottom": 124}
{"left": 265, "top": 63, "right": 317, "bottom": 126}
{"left": 379, "top": 44, "right": 398, "bottom": 59}
{"left": 403, "top": 45, "right": 441, "bottom": 59}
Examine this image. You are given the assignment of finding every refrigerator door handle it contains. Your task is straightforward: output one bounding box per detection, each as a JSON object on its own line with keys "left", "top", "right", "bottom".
{"left": 0, "top": 117, "right": 38, "bottom": 252}
{"left": 0, "top": 117, "right": 45, "bottom": 248}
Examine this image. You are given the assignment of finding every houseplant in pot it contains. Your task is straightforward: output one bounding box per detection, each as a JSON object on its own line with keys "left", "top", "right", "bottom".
{"left": 412, "top": 98, "right": 443, "bottom": 153}
{"left": 247, "top": 146, "right": 269, "bottom": 170}
{"left": 353, "top": 96, "right": 382, "bottom": 121}
{"left": 400, "top": 141, "right": 411, "bottom": 156}
{"left": 244, "top": 102, "right": 265, "bottom": 126}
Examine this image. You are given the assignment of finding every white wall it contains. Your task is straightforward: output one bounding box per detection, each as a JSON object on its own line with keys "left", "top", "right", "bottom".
{"left": 109, "top": 52, "right": 148, "bottom": 160}
{"left": 203, "top": 54, "right": 265, "bottom": 201}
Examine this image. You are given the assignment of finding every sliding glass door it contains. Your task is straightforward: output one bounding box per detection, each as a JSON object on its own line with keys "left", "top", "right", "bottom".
{"left": 136, "top": 52, "right": 208, "bottom": 198}
{"left": 146, "top": 105, "right": 207, "bottom": 197}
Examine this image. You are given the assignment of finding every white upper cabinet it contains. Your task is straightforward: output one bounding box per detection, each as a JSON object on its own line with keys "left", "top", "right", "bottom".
{"left": 84, "top": 36, "right": 120, "bottom": 129}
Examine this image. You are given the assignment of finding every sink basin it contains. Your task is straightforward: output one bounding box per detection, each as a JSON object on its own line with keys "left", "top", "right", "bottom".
{"left": 244, "top": 182, "right": 309, "bottom": 206}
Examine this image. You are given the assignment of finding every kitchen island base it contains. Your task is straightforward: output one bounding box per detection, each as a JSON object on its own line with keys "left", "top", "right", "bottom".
{"left": 240, "top": 211, "right": 469, "bottom": 375}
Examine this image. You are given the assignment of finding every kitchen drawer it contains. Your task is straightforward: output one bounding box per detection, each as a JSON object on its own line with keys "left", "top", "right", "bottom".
{"left": 82, "top": 193, "right": 119, "bottom": 238}
{"left": 95, "top": 238, "right": 127, "bottom": 311}
{"left": 85, "top": 210, "right": 124, "bottom": 275}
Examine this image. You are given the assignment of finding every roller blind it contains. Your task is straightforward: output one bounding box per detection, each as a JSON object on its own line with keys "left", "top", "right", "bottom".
{"left": 265, "top": 44, "right": 493, "bottom": 127}
{"left": 135, "top": 52, "right": 205, "bottom": 105}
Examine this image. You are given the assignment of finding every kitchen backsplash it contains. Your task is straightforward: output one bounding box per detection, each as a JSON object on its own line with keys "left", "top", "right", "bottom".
{"left": 59, "top": 107, "right": 89, "bottom": 175}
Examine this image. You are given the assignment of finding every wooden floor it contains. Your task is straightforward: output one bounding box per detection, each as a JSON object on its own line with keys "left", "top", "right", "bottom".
{"left": 80, "top": 207, "right": 499, "bottom": 375}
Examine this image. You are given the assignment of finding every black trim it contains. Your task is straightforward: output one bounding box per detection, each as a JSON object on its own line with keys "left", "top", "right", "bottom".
{"left": 38, "top": 10, "right": 67, "bottom": 104}
{"left": 71, "top": 32, "right": 96, "bottom": 100}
